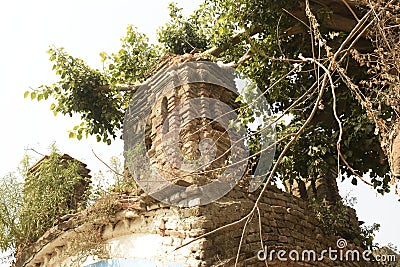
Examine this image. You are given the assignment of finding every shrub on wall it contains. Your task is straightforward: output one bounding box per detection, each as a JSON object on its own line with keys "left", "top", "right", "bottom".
{"left": 0, "top": 151, "right": 91, "bottom": 257}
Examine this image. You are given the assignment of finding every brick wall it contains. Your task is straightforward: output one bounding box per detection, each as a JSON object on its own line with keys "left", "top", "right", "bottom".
{"left": 16, "top": 56, "right": 380, "bottom": 267}
{"left": 17, "top": 184, "right": 378, "bottom": 267}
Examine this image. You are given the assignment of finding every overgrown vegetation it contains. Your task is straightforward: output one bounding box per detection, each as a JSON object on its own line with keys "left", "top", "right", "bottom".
{"left": 64, "top": 192, "right": 122, "bottom": 267}
{"left": 0, "top": 147, "right": 138, "bottom": 264}
{"left": 24, "top": 0, "right": 400, "bottom": 196}
{"left": 16, "top": 0, "right": 400, "bottom": 263}
{"left": 360, "top": 222, "right": 381, "bottom": 249}
{"left": 309, "top": 197, "right": 349, "bottom": 235}
{"left": 60, "top": 158, "right": 138, "bottom": 266}
{"left": 309, "top": 194, "right": 381, "bottom": 249}
{"left": 0, "top": 173, "right": 23, "bottom": 252}
{"left": 0, "top": 149, "right": 92, "bottom": 257}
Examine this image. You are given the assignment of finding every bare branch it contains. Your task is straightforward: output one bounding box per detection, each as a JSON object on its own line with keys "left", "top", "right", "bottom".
{"left": 24, "top": 148, "right": 45, "bottom": 157}
{"left": 91, "top": 149, "right": 123, "bottom": 177}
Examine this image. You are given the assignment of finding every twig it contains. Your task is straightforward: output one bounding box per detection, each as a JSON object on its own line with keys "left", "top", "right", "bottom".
{"left": 24, "top": 148, "right": 45, "bottom": 157}
{"left": 91, "top": 149, "right": 123, "bottom": 177}
{"left": 234, "top": 210, "right": 254, "bottom": 265}
{"left": 201, "top": 26, "right": 261, "bottom": 57}
{"left": 282, "top": 8, "right": 311, "bottom": 30}
{"left": 339, "top": 153, "right": 373, "bottom": 186}
{"left": 341, "top": 0, "right": 360, "bottom": 21}
{"left": 298, "top": 55, "right": 343, "bottom": 180}
{"left": 174, "top": 213, "right": 249, "bottom": 250}
{"left": 93, "top": 83, "right": 142, "bottom": 92}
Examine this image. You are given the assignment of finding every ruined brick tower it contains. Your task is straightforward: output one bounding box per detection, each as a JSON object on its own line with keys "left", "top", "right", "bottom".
{"left": 123, "top": 57, "right": 250, "bottom": 206}
{"left": 16, "top": 55, "right": 379, "bottom": 267}
{"left": 145, "top": 81, "right": 241, "bottom": 186}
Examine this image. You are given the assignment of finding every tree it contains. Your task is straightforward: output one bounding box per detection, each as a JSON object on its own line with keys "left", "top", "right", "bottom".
{"left": 0, "top": 151, "right": 91, "bottom": 255}
{"left": 25, "top": 0, "right": 399, "bottom": 196}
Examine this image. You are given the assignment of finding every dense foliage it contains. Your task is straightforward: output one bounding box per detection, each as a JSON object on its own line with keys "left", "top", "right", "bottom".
{"left": 25, "top": 27, "right": 160, "bottom": 144}
{"left": 0, "top": 152, "right": 91, "bottom": 253}
{"left": 25, "top": 0, "right": 399, "bottom": 195}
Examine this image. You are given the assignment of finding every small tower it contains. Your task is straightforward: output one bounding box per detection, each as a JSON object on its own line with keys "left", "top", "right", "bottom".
{"left": 26, "top": 153, "right": 91, "bottom": 211}
{"left": 145, "top": 81, "right": 241, "bottom": 186}
{"left": 124, "top": 56, "right": 249, "bottom": 205}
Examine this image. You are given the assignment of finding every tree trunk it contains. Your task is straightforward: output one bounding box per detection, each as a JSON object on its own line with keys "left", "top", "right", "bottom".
{"left": 390, "top": 124, "right": 400, "bottom": 179}
{"left": 305, "top": 168, "right": 341, "bottom": 204}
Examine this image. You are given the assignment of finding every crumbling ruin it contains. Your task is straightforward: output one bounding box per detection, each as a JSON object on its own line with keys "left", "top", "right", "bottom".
{"left": 15, "top": 55, "right": 381, "bottom": 267}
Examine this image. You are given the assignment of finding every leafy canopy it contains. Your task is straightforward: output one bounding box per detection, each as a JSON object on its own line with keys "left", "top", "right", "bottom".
{"left": 25, "top": 0, "right": 395, "bottom": 193}
{"left": 26, "top": 26, "right": 160, "bottom": 144}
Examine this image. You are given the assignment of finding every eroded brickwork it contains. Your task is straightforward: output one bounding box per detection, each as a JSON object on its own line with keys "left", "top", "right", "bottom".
{"left": 18, "top": 185, "right": 378, "bottom": 267}
{"left": 145, "top": 82, "right": 241, "bottom": 187}
{"left": 17, "top": 56, "right": 383, "bottom": 267}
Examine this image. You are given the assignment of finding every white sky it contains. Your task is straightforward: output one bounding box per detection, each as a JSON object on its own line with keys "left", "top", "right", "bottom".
{"left": 0, "top": 0, "right": 398, "bottom": 264}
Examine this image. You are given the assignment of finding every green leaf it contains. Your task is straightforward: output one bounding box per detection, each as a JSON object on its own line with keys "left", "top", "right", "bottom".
{"left": 37, "top": 94, "right": 43, "bottom": 102}
{"left": 68, "top": 132, "right": 76, "bottom": 139}
{"left": 50, "top": 103, "right": 56, "bottom": 110}
{"left": 24, "top": 91, "right": 30, "bottom": 98}
{"left": 99, "top": 51, "right": 107, "bottom": 62}
{"left": 30, "top": 92, "right": 36, "bottom": 100}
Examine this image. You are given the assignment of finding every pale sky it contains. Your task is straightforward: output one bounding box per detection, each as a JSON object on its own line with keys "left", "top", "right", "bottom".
{"left": 0, "top": 0, "right": 398, "bottom": 264}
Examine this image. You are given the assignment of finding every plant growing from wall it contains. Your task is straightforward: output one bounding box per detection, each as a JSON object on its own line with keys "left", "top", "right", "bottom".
{"left": 64, "top": 192, "right": 122, "bottom": 267}
{"left": 309, "top": 198, "right": 348, "bottom": 234}
{"left": 360, "top": 223, "right": 381, "bottom": 249}
{"left": 309, "top": 194, "right": 382, "bottom": 249}
{"left": 21, "top": 152, "right": 91, "bottom": 246}
{"left": 0, "top": 150, "right": 92, "bottom": 259}
{"left": 0, "top": 172, "right": 23, "bottom": 253}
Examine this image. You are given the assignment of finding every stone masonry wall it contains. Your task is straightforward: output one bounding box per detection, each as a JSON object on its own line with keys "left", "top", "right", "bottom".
{"left": 19, "top": 184, "right": 377, "bottom": 267}
{"left": 17, "top": 57, "right": 380, "bottom": 267}
{"left": 105, "top": 186, "right": 376, "bottom": 267}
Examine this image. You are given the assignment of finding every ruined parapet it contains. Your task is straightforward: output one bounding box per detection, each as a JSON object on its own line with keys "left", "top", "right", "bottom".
{"left": 285, "top": 179, "right": 308, "bottom": 200}
{"left": 16, "top": 185, "right": 379, "bottom": 267}
{"left": 309, "top": 172, "right": 341, "bottom": 204}
{"left": 285, "top": 172, "right": 341, "bottom": 204}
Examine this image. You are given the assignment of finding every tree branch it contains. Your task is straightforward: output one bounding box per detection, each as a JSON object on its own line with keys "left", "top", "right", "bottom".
{"left": 201, "top": 26, "right": 261, "bottom": 57}
{"left": 94, "top": 84, "right": 142, "bottom": 92}
{"left": 289, "top": 0, "right": 370, "bottom": 34}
